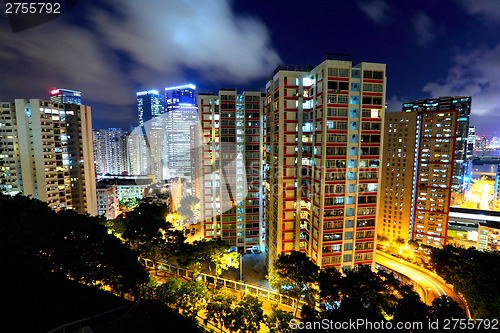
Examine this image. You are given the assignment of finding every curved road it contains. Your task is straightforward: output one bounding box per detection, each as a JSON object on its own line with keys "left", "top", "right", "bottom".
{"left": 375, "top": 251, "right": 469, "bottom": 316}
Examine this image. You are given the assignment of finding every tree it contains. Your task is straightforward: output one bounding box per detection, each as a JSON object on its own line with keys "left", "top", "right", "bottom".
{"left": 264, "top": 304, "right": 295, "bottom": 333}
{"left": 213, "top": 251, "right": 240, "bottom": 277}
{"left": 392, "top": 284, "right": 429, "bottom": 325}
{"left": 430, "top": 244, "right": 500, "bottom": 318}
{"left": 268, "top": 251, "right": 319, "bottom": 317}
{"left": 155, "top": 277, "right": 182, "bottom": 306}
{"left": 0, "top": 194, "right": 149, "bottom": 294}
{"left": 430, "top": 295, "right": 465, "bottom": 320}
{"left": 229, "top": 295, "right": 264, "bottom": 333}
{"left": 205, "top": 289, "right": 235, "bottom": 333}
{"left": 176, "top": 281, "right": 209, "bottom": 320}
{"left": 121, "top": 202, "right": 185, "bottom": 274}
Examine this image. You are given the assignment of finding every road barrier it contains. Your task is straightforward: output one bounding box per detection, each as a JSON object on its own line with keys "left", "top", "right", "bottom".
{"left": 142, "top": 258, "right": 304, "bottom": 310}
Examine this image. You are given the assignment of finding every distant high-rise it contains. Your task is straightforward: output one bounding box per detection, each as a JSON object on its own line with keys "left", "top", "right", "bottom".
{"left": 165, "top": 84, "right": 196, "bottom": 112}
{"left": 0, "top": 99, "right": 96, "bottom": 215}
{"left": 378, "top": 102, "right": 460, "bottom": 247}
{"left": 163, "top": 84, "right": 198, "bottom": 179}
{"left": 165, "top": 103, "right": 198, "bottom": 178}
{"left": 137, "top": 90, "right": 165, "bottom": 181}
{"left": 93, "top": 128, "right": 129, "bottom": 176}
{"left": 265, "top": 55, "right": 386, "bottom": 271}
{"left": 49, "top": 88, "right": 82, "bottom": 105}
{"left": 137, "top": 89, "right": 164, "bottom": 127}
{"left": 198, "top": 90, "right": 264, "bottom": 252}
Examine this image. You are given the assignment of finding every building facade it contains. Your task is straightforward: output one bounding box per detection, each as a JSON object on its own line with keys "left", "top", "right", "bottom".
{"left": 96, "top": 184, "right": 119, "bottom": 220}
{"left": 165, "top": 103, "right": 198, "bottom": 178}
{"left": 93, "top": 128, "right": 129, "bottom": 177}
{"left": 49, "top": 88, "right": 82, "bottom": 105}
{"left": 198, "top": 90, "right": 265, "bottom": 252}
{"left": 378, "top": 104, "right": 459, "bottom": 247}
{"left": 402, "top": 97, "right": 471, "bottom": 204}
{"left": 265, "top": 56, "right": 386, "bottom": 271}
{"left": 0, "top": 99, "right": 96, "bottom": 215}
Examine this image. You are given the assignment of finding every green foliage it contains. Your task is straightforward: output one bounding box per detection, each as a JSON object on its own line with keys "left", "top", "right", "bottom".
{"left": 430, "top": 244, "right": 500, "bottom": 318}
{"left": 121, "top": 202, "right": 186, "bottom": 272}
{"left": 0, "top": 194, "right": 148, "bottom": 294}
{"left": 229, "top": 295, "right": 264, "bottom": 333}
{"left": 155, "top": 277, "right": 182, "bottom": 306}
{"left": 176, "top": 281, "right": 209, "bottom": 320}
{"left": 264, "top": 304, "right": 295, "bottom": 333}
{"left": 430, "top": 295, "right": 466, "bottom": 320}
{"left": 213, "top": 251, "right": 239, "bottom": 277}
{"left": 268, "top": 251, "right": 319, "bottom": 316}
{"left": 204, "top": 289, "right": 236, "bottom": 333}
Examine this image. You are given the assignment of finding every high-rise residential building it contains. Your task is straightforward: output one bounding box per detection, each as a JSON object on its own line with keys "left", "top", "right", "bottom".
{"left": 49, "top": 88, "right": 82, "bottom": 105}
{"left": 0, "top": 102, "right": 22, "bottom": 196}
{"left": 378, "top": 104, "right": 459, "bottom": 247}
{"left": 165, "top": 100, "right": 198, "bottom": 178}
{"left": 137, "top": 90, "right": 165, "bottom": 181}
{"left": 265, "top": 55, "right": 386, "bottom": 271}
{"left": 0, "top": 99, "right": 96, "bottom": 215}
{"left": 402, "top": 97, "right": 471, "bottom": 203}
{"left": 198, "top": 90, "right": 265, "bottom": 252}
{"left": 93, "top": 128, "right": 129, "bottom": 176}
{"left": 165, "top": 84, "right": 196, "bottom": 112}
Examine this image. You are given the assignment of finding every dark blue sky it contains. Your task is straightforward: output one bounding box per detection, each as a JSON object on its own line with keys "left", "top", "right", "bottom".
{"left": 1, "top": 0, "right": 499, "bottom": 136}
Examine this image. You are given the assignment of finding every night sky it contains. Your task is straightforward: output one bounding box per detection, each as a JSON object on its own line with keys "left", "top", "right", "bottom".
{"left": 1, "top": 0, "right": 499, "bottom": 136}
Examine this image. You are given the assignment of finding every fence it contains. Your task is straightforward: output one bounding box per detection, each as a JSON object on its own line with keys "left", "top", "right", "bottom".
{"left": 142, "top": 258, "right": 305, "bottom": 310}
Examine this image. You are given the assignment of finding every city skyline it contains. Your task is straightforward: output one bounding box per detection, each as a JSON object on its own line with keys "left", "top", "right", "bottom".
{"left": 1, "top": 1, "right": 500, "bottom": 137}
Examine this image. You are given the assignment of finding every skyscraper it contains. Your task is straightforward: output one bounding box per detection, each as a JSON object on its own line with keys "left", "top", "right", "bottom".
{"left": 137, "top": 90, "right": 165, "bottom": 181}
{"left": 49, "top": 88, "right": 82, "bottom": 105}
{"left": 378, "top": 103, "right": 460, "bottom": 247}
{"left": 198, "top": 90, "right": 264, "bottom": 252}
{"left": 164, "top": 84, "right": 198, "bottom": 179}
{"left": 402, "top": 97, "right": 471, "bottom": 204}
{"left": 165, "top": 84, "right": 196, "bottom": 112}
{"left": 0, "top": 99, "right": 97, "bottom": 215}
{"left": 265, "top": 55, "right": 386, "bottom": 271}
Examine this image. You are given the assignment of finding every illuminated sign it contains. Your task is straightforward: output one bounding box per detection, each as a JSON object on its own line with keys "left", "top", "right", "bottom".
{"left": 50, "top": 89, "right": 60, "bottom": 95}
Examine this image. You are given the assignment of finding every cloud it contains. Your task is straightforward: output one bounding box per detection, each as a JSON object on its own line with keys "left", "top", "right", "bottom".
{"left": 456, "top": 0, "right": 500, "bottom": 22}
{"left": 412, "top": 11, "right": 435, "bottom": 46}
{"left": 386, "top": 95, "right": 406, "bottom": 113}
{"left": 0, "top": 0, "right": 281, "bottom": 115}
{"left": 357, "top": 0, "right": 389, "bottom": 25}
{"left": 422, "top": 44, "right": 500, "bottom": 133}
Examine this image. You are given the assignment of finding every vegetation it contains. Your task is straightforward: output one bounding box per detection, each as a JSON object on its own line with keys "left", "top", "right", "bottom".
{"left": 268, "top": 251, "right": 318, "bottom": 317}
{"left": 270, "top": 251, "right": 466, "bottom": 327}
{"left": 429, "top": 244, "right": 500, "bottom": 318}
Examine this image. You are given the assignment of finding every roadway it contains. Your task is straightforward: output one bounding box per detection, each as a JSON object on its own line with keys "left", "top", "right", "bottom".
{"left": 375, "top": 250, "right": 468, "bottom": 316}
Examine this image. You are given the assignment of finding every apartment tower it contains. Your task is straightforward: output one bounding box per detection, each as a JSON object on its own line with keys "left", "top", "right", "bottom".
{"left": 378, "top": 102, "right": 459, "bottom": 246}
{"left": 0, "top": 99, "right": 97, "bottom": 215}
{"left": 198, "top": 90, "right": 264, "bottom": 252}
{"left": 265, "top": 55, "right": 386, "bottom": 271}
